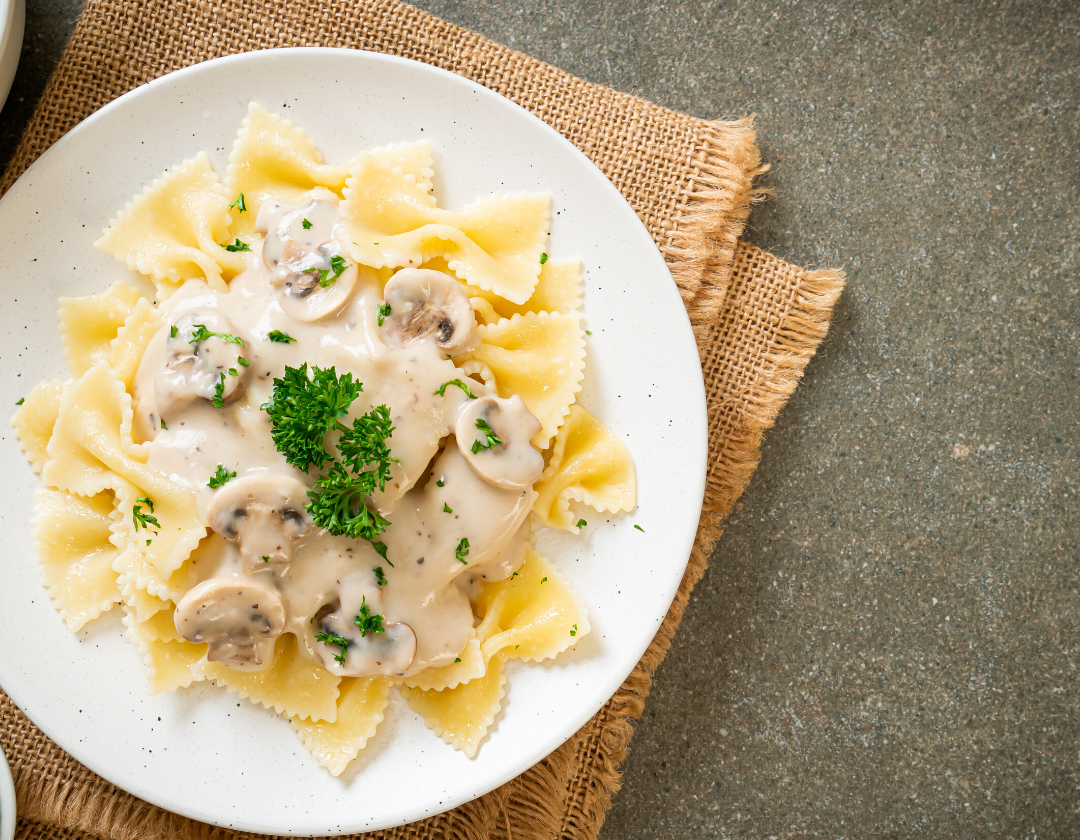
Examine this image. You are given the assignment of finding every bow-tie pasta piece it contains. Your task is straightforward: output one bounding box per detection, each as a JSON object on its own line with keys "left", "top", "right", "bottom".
{"left": 466, "top": 258, "right": 584, "bottom": 324}
{"left": 113, "top": 532, "right": 220, "bottom": 625}
{"left": 58, "top": 280, "right": 142, "bottom": 377}
{"left": 343, "top": 155, "right": 550, "bottom": 304}
{"left": 12, "top": 378, "right": 71, "bottom": 474}
{"left": 121, "top": 594, "right": 206, "bottom": 695}
{"left": 224, "top": 102, "right": 352, "bottom": 233}
{"left": 42, "top": 364, "right": 205, "bottom": 577}
{"left": 475, "top": 549, "right": 589, "bottom": 663}
{"left": 533, "top": 404, "right": 636, "bottom": 530}
{"left": 402, "top": 632, "right": 487, "bottom": 692}
{"left": 459, "top": 311, "right": 585, "bottom": 449}
{"left": 32, "top": 488, "right": 122, "bottom": 632}
{"left": 116, "top": 568, "right": 175, "bottom": 625}
{"left": 370, "top": 140, "right": 435, "bottom": 194}
{"left": 198, "top": 634, "right": 341, "bottom": 724}
{"left": 105, "top": 298, "right": 166, "bottom": 393}
{"left": 291, "top": 676, "right": 393, "bottom": 776}
{"left": 96, "top": 153, "right": 237, "bottom": 299}
{"left": 403, "top": 652, "right": 507, "bottom": 759}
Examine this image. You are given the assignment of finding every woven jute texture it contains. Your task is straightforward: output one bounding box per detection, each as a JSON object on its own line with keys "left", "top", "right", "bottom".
{"left": 0, "top": 1, "right": 845, "bottom": 838}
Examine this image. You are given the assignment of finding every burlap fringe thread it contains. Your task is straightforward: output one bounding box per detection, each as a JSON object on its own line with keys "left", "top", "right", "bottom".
{"left": 0, "top": 1, "right": 845, "bottom": 837}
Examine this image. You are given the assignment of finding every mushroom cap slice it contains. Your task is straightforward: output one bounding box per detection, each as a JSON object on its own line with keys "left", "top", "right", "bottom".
{"left": 305, "top": 573, "right": 417, "bottom": 677}
{"left": 256, "top": 197, "right": 359, "bottom": 322}
{"left": 156, "top": 311, "right": 247, "bottom": 414}
{"left": 455, "top": 395, "right": 544, "bottom": 491}
{"left": 381, "top": 268, "right": 475, "bottom": 353}
{"left": 206, "top": 473, "right": 315, "bottom": 574}
{"left": 174, "top": 577, "right": 286, "bottom": 672}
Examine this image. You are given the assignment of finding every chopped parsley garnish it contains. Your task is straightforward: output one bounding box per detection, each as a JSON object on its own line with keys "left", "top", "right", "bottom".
{"left": 189, "top": 324, "right": 243, "bottom": 346}
{"left": 262, "top": 364, "right": 396, "bottom": 555}
{"left": 455, "top": 657, "right": 462, "bottom": 664}
{"left": 132, "top": 497, "right": 160, "bottom": 534}
{"left": 541, "top": 577, "right": 548, "bottom": 584}
{"left": 471, "top": 418, "right": 503, "bottom": 454}
{"left": 634, "top": 524, "right": 645, "bottom": 532}
{"left": 302, "top": 218, "right": 312, "bottom": 229}
{"left": 15, "top": 398, "right": 24, "bottom": 406}
{"left": 228, "top": 367, "right": 238, "bottom": 376}
{"left": 354, "top": 595, "right": 385, "bottom": 637}
{"left": 510, "top": 571, "right": 519, "bottom": 579}
{"left": 372, "top": 541, "right": 392, "bottom": 566}
{"left": 267, "top": 329, "right": 296, "bottom": 343}
{"left": 222, "top": 238, "right": 252, "bottom": 252}
{"left": 207, "top": 464, "right": 237, "bottom": 489}
{"left": 436, "top": 479, "right": 445, "bottom": 487}
{"left": 539, "top": 252, "right": 548, "bottom": 265}
{"left": 237, "top": 356, "right": 250, "bottom": 367}
{"left": 570, "top": 623, "right": 578, "bottom": 637}
{"left": 212, "top": 372, "right": 226, "bottom": 408}
{"left": 374, "top": 566, "right": 387, "bottom": 586}
{"left": 169, "top": 325, "right": 178, "bottom": 338}
{"left": 377, "top": 302, "right": 392, "bottom": 326}
{"left": 434, "top": 379, "right": 476, "bottom": 399}
{"left": 576, "top": 519, "right": 587, "bottom": 528}
{"left": 315, "top": 628, "right": 350, "bottom": 664}
{"left": 586, "top": 330, "right": 592, "bottom": 335}
{"left": 455, "top": 537, "right": 470, "bottom": 564}
{"left": 160, "top": 420, "right": 168, "bottom": 430}
{"left": 443, "top": 503, "right": 453, "bottom": 514}
{"left": 262, "top": 555, "right": 270, "bottom": 562}
{"left": 229, "top": 193, "right": 246, "bottom": 212}
{"left": 314, "top": 254, "right": 348, "bottom": 287}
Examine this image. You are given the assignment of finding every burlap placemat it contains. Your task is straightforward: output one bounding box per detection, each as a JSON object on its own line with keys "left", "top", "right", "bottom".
{"left": 0, "top": 2, "right": 845, "bottom": 838}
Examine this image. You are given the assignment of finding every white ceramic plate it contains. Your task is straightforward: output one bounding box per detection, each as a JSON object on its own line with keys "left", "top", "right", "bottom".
{"left": 0, "top": 48, "right": 706, "bottom": 834}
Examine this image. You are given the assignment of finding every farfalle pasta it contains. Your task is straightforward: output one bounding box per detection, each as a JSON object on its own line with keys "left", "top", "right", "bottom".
{"left": 11, "top": 102, "right": 637, "bottom": 776}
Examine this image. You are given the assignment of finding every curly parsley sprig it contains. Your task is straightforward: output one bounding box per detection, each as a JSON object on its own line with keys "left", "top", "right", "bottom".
{"left": 262, "top": 364, "right": 396, "bottom": 559}
{"left": 308, "top": 463, "right": 391, "bottom": 543}
{"left": 261, "top": 364, "right": 362, "bottom": 471}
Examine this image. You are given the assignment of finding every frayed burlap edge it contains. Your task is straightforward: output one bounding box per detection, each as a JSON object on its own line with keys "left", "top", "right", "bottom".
{"left": 660, "top": 119, "right": 766, "bottom": 331}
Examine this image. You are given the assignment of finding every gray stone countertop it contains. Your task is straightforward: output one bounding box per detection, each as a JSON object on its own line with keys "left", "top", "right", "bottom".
{"left": 2, "top": 2, "right": 1077, "bottom": 837}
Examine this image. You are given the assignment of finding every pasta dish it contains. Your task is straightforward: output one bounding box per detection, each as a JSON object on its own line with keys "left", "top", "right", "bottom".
{"left": 12, "top": 103, "right": 636, "bottom": 775}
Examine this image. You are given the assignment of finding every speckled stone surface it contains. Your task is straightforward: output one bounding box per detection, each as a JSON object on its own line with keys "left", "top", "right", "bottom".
{"left": 2, "top": 2, "right": 1078, "bottom": 838}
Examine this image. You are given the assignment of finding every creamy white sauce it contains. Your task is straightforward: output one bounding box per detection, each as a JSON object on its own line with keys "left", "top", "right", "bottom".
{"left": 134, "top": 194, "right": 543, "bottom": 677}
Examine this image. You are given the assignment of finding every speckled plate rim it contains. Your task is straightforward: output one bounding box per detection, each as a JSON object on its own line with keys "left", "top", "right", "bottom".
{"left": 0, "top": 48, "right": 707, "bottom": 834}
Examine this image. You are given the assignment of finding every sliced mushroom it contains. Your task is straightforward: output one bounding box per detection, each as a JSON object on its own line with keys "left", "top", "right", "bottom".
{"left": 155, "top": 311, "right": 248, "bottom": 416}
{"left": 307, "top": 572, "right": 417, "bottom": 677}
{"left": 174, "top": 577, "right": 286, "bottom": 672}
{"left": 455, "top": 395, "right": 544, "bottom": 490}
{"left": 420, "top": 444, "right": 537, "bottom": 571}
{"left": 255, "top": 197, "right": 359, "bottom": 322}
{"left": 206, "top": 473, "right": 315, "bottom": 574}
{"left": 380, "top": 268, "right": 474, "bottom": 353}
